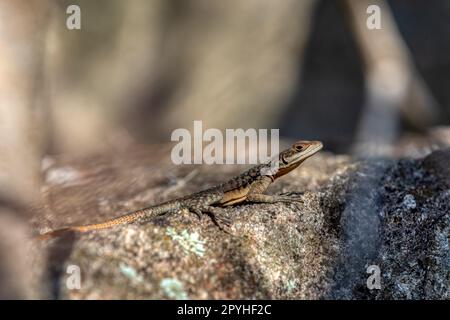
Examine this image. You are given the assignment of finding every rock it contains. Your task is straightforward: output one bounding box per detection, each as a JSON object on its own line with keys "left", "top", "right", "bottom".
{"left": 374, "top": 154, "right": 449, "bottom": 299}
{"left": 422, "top": 148, "right": 450, "bottom": 184}
{"left": 32, "top": 146, "right": 449, "bottom": 299}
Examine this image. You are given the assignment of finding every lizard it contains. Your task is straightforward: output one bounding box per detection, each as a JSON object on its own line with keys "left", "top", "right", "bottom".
{"left": 38, "top": 140, "right": 323, "bottom": 240}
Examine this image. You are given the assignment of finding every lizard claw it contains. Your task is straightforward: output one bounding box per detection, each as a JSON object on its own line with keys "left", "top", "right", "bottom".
{"left": 274, "top": 195, "right": 304, "bottom": 211}
{"left": 275, "top": 195, "right": 304, "bottom": 203}
{"left": 280, "top": 191, "right": 303, "bottom": 197}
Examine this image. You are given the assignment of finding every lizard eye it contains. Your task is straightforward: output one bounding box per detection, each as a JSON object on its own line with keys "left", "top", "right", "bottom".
{"left": 295, "top": 145, "right": 304, "bottom": 151}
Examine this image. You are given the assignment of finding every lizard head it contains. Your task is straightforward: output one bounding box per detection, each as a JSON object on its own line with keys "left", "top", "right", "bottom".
{"left": 272, "top": 140, "right": 323, "bottom": 179}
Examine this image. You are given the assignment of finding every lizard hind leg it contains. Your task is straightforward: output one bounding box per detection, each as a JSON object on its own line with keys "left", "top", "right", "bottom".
{"left": 187, "top": 207, "right": 204, "bottom": 221}
{"left": 187, "top": 205, "right": 232, "bottom": 233}
{"left": 203, "top": 206, "right": 233, "bottom": 233}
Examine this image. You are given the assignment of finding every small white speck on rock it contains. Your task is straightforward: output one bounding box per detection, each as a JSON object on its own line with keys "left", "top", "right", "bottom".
{"left": 402, "top": 194, "right": 417, "bottom": 210}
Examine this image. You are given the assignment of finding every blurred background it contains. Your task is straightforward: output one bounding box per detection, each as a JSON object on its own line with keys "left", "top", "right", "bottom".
{"left": 0, "top": 0, "right": 449, "bottom": 298}
{"left": 3, "top": 0, "right": 450, "bottom": 159}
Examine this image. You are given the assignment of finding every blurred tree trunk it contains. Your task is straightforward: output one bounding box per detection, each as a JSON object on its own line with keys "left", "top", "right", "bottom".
{"left": 342, "top": 0, "right": 439, "bottom": 155}
{"left": 0, "top": 0, "right": 50, "bottom": 298}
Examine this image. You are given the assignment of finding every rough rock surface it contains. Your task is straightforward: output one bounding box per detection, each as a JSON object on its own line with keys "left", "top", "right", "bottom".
{"left": 31, "top": 146, "right": 449, "bottom": 299}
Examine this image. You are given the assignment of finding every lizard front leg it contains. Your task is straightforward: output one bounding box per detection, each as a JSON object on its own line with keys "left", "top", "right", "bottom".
{"left": 245, "top": 176, "right": 303, "bottom": 205}
{"left": 245, "top": 193, "right": 303, "bottom": 204}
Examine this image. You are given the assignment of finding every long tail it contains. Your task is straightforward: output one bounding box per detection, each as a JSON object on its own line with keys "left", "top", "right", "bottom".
{"left": 37, "top": 201, "right": 181, "bottom": 240}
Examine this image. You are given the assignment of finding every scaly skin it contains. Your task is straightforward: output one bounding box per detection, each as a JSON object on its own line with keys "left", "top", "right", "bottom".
{"left": 38, "top": 140, "right": 323, "bottom": 239}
